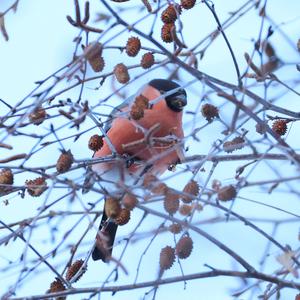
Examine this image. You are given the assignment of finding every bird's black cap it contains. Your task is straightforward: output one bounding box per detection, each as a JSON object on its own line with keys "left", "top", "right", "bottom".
{"left": 149, "top": 79, "right": 187, "bottom": 112}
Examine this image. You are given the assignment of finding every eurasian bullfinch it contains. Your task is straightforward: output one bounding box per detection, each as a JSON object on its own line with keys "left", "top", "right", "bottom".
{"left": 90, "top": 79, "right": 187, "bottom": 262}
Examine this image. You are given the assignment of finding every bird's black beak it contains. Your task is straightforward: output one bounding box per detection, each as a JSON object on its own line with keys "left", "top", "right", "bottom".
{"left": 175, "top": 94, "right": 187, "bottom": 109}
{"left": 172, "top": 93, "right": 187, "bottom": 111}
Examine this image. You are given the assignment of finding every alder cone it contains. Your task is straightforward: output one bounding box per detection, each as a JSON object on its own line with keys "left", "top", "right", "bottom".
{"left": 135, "top": 94, "right": 149, "bottom": 109}
{"left": 29, "top": 107, "right": 46, "bottom": 125}
{"left": 169, "top": 223, "right": 182, "bottom": 234}
{"left": 182, "top": 180, "right": 199, "bottom": 203}
{"left": 115, "top": 208, "right": 131, "bottom": 225}
{"left": 161, "top": 5, "right": 177, "bottom": 24}
{"left": 129, "top": 95, "right": 148, "bottom": 120}
{"left": 175, "top": 236, "right": 193, "bottom": 259}
{"left": 159, "top": 246, "right": 175, "bottom": 270}
{"left": 164, "top": 191, "right": 180, "bottom": 214}
{"left": 66, "top": 259, "right": 86, "bottom": 282}
{"left": 0, "top": 168, "right": 13, "bottom": 194}
{"left": 88, "top": 134, "right": 103, "bottom": 151}
{"left": 126, "top": 36, "right": 141, "bottom": 57}
{"left": 130, "top": 104, "right": 144, "bottom": 120}
{"left": 140, "top": 52, "right": 154, "bottom": 69}
{"left": 90, "top": 56, "right": 105, "bottom": 72}
{"left": 201, "top": 103, "right": 219, "bottom": 121}
{"left": 105, "top": 197, "right": 121, "bottom": 218}
{"left": 56, "top": 150, "right": 73, "bottom": 173}
{"left": 0, "top": 168, "right": 13, "bottom": 185}
{"left": 218, "top": 185, "right": 237, "bottom": 201}
{"left": 84, "top": 42, "right": 104, "bottom": 72}
{"left": 114, "top": 63, "right": 130, "bottom": 84}
{"left": 272, "top": 119, "right": 288, "bottom": 136}
{"left": 25, "top": 177, "right": 47, "bottom": 197}
{"left": 48, "top": 278, "right": 66, "bottom": 300}
{"left": 181, "top": 0, "right": 196, "bottom": 9}
{"left": 161, "top": 23, "right": 174, "bottom": 43}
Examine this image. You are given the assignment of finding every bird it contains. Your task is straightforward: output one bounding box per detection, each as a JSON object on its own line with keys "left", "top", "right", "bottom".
{"left": 89, "top": 78, "right": 187, "bottom": 262}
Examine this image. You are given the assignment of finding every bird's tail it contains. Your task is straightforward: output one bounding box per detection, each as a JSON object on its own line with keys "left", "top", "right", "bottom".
{"left": 92, "top": 208, "right": 118, "bottom": 262}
